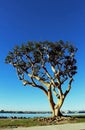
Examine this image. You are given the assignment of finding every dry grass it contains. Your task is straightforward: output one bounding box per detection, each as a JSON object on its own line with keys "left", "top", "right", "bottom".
{"left": 0, "top": 116, "right": 85, "bottom": 128}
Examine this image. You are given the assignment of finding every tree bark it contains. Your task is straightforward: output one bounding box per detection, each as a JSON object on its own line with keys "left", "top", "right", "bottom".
{"left": 49, "top": 95, "right": 64, "bottom": 117}
{"left": 53, "top": 107, "right": 62, "bottom": 117}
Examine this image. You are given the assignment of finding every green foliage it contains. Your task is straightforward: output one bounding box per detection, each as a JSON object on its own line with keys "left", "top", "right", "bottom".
{"left": 5, "top": 40, "right": 77, "bottom": 85}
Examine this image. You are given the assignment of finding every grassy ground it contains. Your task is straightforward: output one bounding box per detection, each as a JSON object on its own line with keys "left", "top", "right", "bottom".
{"left": 73, "top": 115, "right": 85, "bottom": 123}
{"left": 0, "top": 118, "right": 41, "bottom": 128}
{"left": 0, "top": 116, "right": 85, "bottom": 128}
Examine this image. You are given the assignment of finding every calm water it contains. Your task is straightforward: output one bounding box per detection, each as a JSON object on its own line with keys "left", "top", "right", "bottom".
{"left": 0, "top": 112, "right": 52, "bottom": 118}
{"left": 0, "top": 112, "right": 85, "bottom": 118}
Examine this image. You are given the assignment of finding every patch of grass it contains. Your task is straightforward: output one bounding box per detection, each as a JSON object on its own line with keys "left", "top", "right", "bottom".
{"left": 0, "top": 116, "right": 85, "bottom": 128}
{"left": 0, "top": 118, "right": 41, "bottom": 128}
{"left": 73, "top": 115, "right": 85, "bottom": 123}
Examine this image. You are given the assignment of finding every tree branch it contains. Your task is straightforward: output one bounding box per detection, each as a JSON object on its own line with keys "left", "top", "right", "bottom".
{"left": 64, "top": 77, "right": 73, "bottom": 97}
{"left": 48, "top": 84, "right": 55, "bottom": 110}
{"left": 22, "top": 79, "right": 35, "bottom": 86}
{"left": 28, "top": 73, "right": 50, "bottom": 88}
{"left": 31, "top": 77, "right": 48, "bottom": 96}
{"left": 42, "top": 66, "right": 56, "bottom": 86}
{"left": 55, "top": 70, "right": 61, "bottom": 85}
{"left": 61, "top": 77, "right": 68, "bottom": 84}
{"left": 22, "top": 79, "right": 48, "bottom": 96}
{"left": 52, "top": 86, "right": 60, "bottom": 99}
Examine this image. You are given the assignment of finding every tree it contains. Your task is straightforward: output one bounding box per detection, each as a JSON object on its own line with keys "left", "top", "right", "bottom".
{"left": 5, "top": 40, "right": 77, "bottom": 117}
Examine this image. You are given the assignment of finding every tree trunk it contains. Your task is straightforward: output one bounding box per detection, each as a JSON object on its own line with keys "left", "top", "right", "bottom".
{"left": 49, "top": 96, "right": 64, "bottom": 117}
{"left": 53, "top": 106, "right": 62, "bottom": 117}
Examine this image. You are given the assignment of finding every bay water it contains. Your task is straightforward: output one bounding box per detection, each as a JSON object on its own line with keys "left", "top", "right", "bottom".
{"left": 0, "top": 112, "right": 85, "bottom": 118}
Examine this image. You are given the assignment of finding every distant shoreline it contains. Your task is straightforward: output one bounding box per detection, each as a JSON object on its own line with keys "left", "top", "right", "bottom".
{"left": 0, "top": 110, "right": 52, "bottom": 114}
{"left": 0, "top": 110, "right": 85, "bottom": 114}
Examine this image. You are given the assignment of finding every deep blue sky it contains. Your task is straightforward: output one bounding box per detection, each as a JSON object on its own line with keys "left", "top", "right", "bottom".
{"left": 0, "top": 0, "right": 85, "bottom": 111}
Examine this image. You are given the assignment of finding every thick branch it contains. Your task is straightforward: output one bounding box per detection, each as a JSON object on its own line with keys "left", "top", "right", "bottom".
{"left": 15, "top": 64, "right": 48, "bottom": 96}
{"left": 52, "top": 86, "right": 60, "bottom": 99}
{"left": 42, "top": 66, "right": 56, "bottom": 87}
{"left": 42, "top": 66, "right": 52, "bottom": 79}
{"left": 23, "top": 79, "right": 48, "bottom": 96}
{"left": 23, "top": 79, "right": 35, "bottom": 86}
{"left": 28, "top": 73, "right": 50, "bottom": 88}
{"left": 47, "top": 52, "right": 57, "bottom": 77}
{"left": 48, "top": 84, "right": 55, "bottom": 110}
{"left": 64, "top": 77, "right": 73, "bottom": 97}
{"left": 55, "top": 70, "right": 61, "bottom": 85}
{"left": 31, "top": 77, "right": 48, "bottom": 96}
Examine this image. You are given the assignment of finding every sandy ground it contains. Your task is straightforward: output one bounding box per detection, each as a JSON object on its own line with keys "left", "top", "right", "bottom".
{"left": 1, "top": 123, "right": 85, "bottom": 130}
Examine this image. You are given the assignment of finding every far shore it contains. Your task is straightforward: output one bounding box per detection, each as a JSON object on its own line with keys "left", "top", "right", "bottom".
{"left": 0, "top": 110, "right": 85, "bottom": 114}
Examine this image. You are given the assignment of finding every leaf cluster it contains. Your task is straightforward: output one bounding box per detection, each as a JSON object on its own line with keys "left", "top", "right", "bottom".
{"left": 5, "top": 40, "right": 77, "bottom": 84}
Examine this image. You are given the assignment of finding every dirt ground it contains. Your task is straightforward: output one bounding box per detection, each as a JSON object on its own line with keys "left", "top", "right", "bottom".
{"left": 1, "top": 123, "right": 85, "bottom": 130}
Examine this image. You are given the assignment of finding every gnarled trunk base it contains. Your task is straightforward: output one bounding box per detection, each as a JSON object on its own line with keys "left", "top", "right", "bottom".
{"left": 49, "top": 97, "right": 64, "bottom": 117}
{"left": 52, "top": 107, "right": 63, "bottom": 117}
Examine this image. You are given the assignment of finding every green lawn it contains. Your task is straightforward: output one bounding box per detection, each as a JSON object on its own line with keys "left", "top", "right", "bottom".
{"left": 0, "top": 116, "right": 85, "bottom": 128}
{"left": 73, "top": 115, "right": 85, "bottom": 123}
{"left": 0, "top": 118, "right": 41, "bottom": 128}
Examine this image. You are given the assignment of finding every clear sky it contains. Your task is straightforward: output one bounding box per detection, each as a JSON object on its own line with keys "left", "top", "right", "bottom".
{"left": 0, "top": 0, "right": 85, "bottom": 111}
